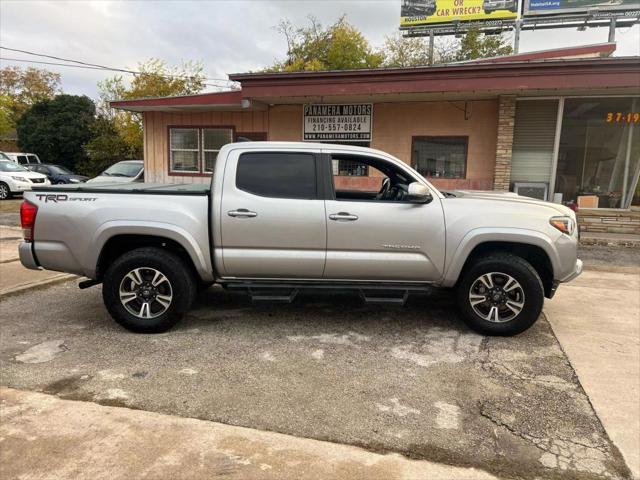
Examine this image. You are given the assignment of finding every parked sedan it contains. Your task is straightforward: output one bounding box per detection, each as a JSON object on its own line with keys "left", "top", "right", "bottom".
{"left": 26, "top": 164, "right": 89, "bottom": 184}
{"left": 0, "top": 160, "right": 50, "bottom": 200}
{"left": 86, "top": 160, "right": 144, "bottom": 184}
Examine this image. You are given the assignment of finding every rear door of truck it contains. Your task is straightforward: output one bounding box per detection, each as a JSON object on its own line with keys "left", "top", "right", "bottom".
{"left": 219, "top": 147, "right": 326, "bottom": 279}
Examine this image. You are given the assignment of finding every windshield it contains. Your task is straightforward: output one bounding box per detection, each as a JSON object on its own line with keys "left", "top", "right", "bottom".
{"left": 49, "top": 165, "right": 72, "bottom": 175}
{"left": 102, "top": 162, "right": 142, "bottom": 177}
{"left": 0, "top": 153, "right": 10, "bottom": 161}
{"left": 0, "top": 161, "right": 29, "bottom": 172}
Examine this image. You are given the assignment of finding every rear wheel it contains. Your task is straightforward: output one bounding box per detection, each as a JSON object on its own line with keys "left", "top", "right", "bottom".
{"left": 456, "top": 254, "right": 544, "bottom": 336}
{"left": 0, "top": 182, "right": 11, "bottom": 200}
{"left": 102, "top": 247, "right": 197, "bottom": 333}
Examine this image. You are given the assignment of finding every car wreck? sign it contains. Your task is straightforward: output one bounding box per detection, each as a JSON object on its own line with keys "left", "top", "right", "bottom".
{"left": 303, "top": 104, "right": 373, "bottom": 142}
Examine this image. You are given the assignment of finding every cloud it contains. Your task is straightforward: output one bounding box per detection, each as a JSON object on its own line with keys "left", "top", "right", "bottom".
{"left": 1, "top": 0, "right": 638, "bottom": 99}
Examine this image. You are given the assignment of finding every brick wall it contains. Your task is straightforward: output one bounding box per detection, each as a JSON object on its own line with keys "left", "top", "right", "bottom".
{"left": 493, "top": 95, "right": 516, "bottom": 191}
{"left": 578, "top": 208, "right": 640, "bottom": 235}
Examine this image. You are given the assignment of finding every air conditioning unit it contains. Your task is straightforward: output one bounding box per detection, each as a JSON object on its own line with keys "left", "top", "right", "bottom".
{"left": 513, "top": 182, "right": 548, "bottom": 201}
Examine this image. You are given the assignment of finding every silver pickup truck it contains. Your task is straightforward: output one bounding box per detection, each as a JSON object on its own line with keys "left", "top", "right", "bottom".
{"left": 19, "top": 142, "right": 582, "bottom": 335}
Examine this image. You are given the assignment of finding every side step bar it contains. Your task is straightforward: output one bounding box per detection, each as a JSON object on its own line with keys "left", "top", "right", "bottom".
{"left": 224, "top": 281, "right": 431, "bottom": 306}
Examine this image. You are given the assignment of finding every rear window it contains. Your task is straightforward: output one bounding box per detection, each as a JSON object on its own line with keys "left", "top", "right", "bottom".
{"left": 236, "top": 152, "right": 317, "bottom": 199}
{"left": 17, "top": 155, "right": 28, "bottom": 164}
{"left": 27, "top": 155, "right": 39, "bottom": 164}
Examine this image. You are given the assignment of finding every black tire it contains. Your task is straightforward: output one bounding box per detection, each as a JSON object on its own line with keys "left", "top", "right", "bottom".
{"left": 102, "top": 247, "right": 197, "bottom": 333}
{"left": 456, "top": 253, "right": 544, "bottom": 336}
{"left": 0, "top": 182, "right": 11, "bottom": 200}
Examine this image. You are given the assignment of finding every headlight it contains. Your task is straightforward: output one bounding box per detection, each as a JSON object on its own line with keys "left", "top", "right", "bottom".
{"left": 550, "top": 216, "right": 575, "bottom": 235}
{"left": 69, "top": 178, "right": 80, "bottom": 183}
{"left": 11, "top": 176, "right": 28, "bottom": 183}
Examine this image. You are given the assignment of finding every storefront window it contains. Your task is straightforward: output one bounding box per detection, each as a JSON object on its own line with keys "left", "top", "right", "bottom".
{"left": 554, "top": 97, "right": 639, "bottom": 209}
{"left": 411, "top": 137, "right": 467, "bottom": 179}
{"left": 169, "top": 127, "right": 233, "bottom": 174}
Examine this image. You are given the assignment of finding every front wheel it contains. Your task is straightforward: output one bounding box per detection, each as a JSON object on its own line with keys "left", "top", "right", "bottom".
{"left": 0, "top": 182, "right": 11, "bottom": 200}
{"left": 456, "top": 254, "right": 544, "bottom": 336}
{"left": 102, "top": 247, "right": 197, "bottom": 333}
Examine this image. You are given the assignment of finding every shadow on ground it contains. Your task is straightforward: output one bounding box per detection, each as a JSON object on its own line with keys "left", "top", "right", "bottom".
{"left": 0, "top": 281, "right": 632, "bottom": 480}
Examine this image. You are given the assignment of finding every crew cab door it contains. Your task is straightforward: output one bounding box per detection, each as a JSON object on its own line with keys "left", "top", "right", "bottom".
{"left": 219, "top": 149, "right": 326, "bottom": 279}
{"left": 323, "top": 151, "right": 446, "bottom": 282}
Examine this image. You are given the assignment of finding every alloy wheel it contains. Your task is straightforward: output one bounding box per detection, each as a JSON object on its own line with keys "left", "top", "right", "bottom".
{"left": 468, "top": 272, "right": 525, "bottom": 323}
{"left": 119, "top": 267, "right": 173, "bottom": 319}
{"left": 0, "top": 184, "right": 8, "bottom": 200}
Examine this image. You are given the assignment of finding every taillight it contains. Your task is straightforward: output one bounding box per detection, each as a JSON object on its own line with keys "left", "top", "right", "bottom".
{"left": 20, "top": 200, "right": 38, "bottom": 242}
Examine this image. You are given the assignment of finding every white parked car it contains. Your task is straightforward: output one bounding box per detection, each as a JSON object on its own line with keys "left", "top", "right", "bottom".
{"left": 86, "top": 160, "right": 144, "bottom": 184}
{"left": 0, "top": 160, "right": 50, "bottom": 200}
{"left": 2, "top": 152, "right": 42, "bottom": 165}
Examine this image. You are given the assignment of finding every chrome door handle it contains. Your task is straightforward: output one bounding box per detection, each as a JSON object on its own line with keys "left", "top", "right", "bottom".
{"left": 228, "top": 209, "right": 257, "bottom": 218}
{"left": 329, "top": 212, "right": 358, "bottom": 221}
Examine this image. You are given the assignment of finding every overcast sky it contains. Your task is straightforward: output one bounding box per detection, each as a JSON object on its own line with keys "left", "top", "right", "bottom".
{"left": 1, "top": 0, "right": 638, "bottom": 99}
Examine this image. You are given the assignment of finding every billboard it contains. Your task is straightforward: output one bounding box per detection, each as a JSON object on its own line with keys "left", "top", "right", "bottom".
{"left": 303, "top": 104, "right": 372, "bottom": 142}
{"left": 400, "top": 0, "right": 518, "bottom": 27}
{"left": 524, "top": 0, "right": 640, "bottom": 16}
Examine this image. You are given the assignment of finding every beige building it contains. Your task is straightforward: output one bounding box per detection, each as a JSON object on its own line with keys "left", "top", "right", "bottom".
{"left": 112, "top": 44, "right": 640, "bottom": 236}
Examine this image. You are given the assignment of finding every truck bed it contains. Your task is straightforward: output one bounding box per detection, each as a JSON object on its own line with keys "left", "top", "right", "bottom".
{"left": 31, "top": 182, "right": 210, "bottom": 195}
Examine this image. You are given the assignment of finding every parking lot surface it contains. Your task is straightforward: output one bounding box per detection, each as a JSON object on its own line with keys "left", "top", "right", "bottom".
{"left": 0, "top": 281, "right": 632, "bottom": 480}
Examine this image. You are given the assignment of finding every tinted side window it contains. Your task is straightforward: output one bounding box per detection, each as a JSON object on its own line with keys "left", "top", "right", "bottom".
{"left": 236, "top": 152, "right": 317, "bottom": 199}
{"left": 17, "top": 156, "right": 28, "bottom": 164}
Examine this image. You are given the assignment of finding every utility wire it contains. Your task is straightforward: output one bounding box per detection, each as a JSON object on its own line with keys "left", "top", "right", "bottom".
{"left": 0, "top": 46, "right": 239, "bottom": 88}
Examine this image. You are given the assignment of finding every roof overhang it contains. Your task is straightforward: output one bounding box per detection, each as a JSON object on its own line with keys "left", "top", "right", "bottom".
{"left": 230, "top": 58, "right": 640, "bottom": 101}
{"left": 109, "top": 90, "right": 267, "bottom": 112}
{"left": 110, "top": 56, "right": 640, "bottom": 113}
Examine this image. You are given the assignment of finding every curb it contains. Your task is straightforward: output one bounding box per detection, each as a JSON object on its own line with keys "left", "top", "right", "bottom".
{"left": 0, "top": 273, "right": 77, "bottom": 299}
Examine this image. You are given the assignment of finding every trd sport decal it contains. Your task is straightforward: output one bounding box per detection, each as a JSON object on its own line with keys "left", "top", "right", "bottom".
{"left": 35, "top": 194, "right": 98, "bottom": 203}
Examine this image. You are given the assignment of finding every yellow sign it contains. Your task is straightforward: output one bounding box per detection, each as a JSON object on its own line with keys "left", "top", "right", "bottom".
{"left": 400, "top": 0, "right": 518, "bottom": 26}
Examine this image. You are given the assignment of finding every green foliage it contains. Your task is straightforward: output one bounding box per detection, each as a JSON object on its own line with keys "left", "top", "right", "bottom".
{"left": 16, "top": 95, "right": 96, "bottom": 170}
{"left": 98, "top": 58, "right": 206, "bottom": 157}
{"left": 381, "top": 33, "right": 432, "bottom": 67}
{"left": 0, "top": 66, "right": 61, "bottom": 136}
{"left": 269, "top": 16, "right": 384, "bottom": 72}
{"left": 77, "top": 116, "right": 136, "bottom": 177}
{"left": 455, "top": 27, "right": 513, "bottom": 61}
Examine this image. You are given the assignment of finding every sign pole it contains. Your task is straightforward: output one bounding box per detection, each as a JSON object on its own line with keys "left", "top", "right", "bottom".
{"left": 513, "top": 20, "right": 522, "bottom": 54}
{"left": 608, "top": 17, "right": 617, "bottom": 42}
{"left": 428, "top": 30, "right": 435, "bottom": 65}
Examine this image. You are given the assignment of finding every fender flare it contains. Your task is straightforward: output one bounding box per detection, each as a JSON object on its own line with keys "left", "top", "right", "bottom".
{"left": 441, "top": 227, "right": 559, "bottom": 287}
{"left": 86, "top": 221, "right": 214, "bottom": 282}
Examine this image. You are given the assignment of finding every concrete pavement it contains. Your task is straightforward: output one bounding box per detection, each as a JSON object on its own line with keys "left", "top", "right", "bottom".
{"left": 545, "top": 270, "right": 640, "bottom": 479}
{"left": 0, "top": 280, "right": 633, "bottom": 479}
{"left": 0, "top": 387, "right": 497, "bottom": 480}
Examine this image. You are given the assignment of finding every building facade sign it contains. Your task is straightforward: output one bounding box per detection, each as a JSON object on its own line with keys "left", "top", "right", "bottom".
{"left": 303, "top": 104, "right": 373, "bottom": 142}
{"left": 400, "top": 0, "right": 518, "bottom": 27}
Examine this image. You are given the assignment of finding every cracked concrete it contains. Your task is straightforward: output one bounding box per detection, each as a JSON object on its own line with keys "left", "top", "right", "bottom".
{"left": 0, "top": 281, "right": 634, "bottom": 479}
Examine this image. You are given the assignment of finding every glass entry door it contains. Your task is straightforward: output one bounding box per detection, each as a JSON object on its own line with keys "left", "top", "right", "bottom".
{"left": 554, "top": 97, "right": 639, "bottom": 209}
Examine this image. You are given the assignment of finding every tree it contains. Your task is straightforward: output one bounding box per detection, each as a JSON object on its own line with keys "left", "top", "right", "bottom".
{"left": 16, "top": 95, "right": 96, "bottom": 170}
{"left": 98, "top": 59, "right": 206, "bottom": 157}
{"left": 0, "top": 66, "right": 61, "bottom": 136}
{"left": 455, "top": 27, "right": 513, "bottom": 61}
{"left": 269, "top": 16, "right": 384, "bottom": 72}
{"left": 381, "top": 33, "right": 431, "bottom": 67}
{"left": 77, "top": 116, "right": 134, "bottom": 177}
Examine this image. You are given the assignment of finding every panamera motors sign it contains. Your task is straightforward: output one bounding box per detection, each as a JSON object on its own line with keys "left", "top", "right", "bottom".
{"left": 303, "top": 104, "right": 373, "bottom": 142}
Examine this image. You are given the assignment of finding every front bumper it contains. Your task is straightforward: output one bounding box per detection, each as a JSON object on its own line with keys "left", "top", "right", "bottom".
{"left": 19, "top": 241, "right": 40, "bottom": 270}
{"left": 562, "top": 258, "right": 583, "bottom": 283}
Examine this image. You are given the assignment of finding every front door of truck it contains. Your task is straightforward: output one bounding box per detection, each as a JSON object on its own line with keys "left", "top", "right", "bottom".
{"left": 219, "top": 149, "right": 326, "bottom": 279}
{"left": 323, "top": 152, "right": 446, "bottom": 282}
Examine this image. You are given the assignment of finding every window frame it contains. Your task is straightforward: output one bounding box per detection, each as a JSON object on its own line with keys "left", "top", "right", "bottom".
{"left": 411, "top": 136, "right": 469, "bottom": 180}
{"left": 235, "top": 151, "right": 322, "bottom": 200}
{"left": 168, "top": 125, "right": 235, "bottom": 176}
{"left": 324, "top": 152, "right": 426, "bottom": 204}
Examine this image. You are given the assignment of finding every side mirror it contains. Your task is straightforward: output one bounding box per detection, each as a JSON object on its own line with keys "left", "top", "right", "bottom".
{"left": 406, "top": 182, "right": 432, "bottom": 203}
